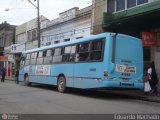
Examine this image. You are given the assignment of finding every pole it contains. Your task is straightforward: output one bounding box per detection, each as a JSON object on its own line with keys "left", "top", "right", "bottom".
{"left": 27, "top": 0, "right": 40, "bottom": 48}
{"left": 37, "top": 0, "right": 40, "bottom": 48}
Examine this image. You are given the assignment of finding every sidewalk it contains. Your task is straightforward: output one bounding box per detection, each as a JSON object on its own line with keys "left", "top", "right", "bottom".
{"left": 100, "top": 89, "right": 160, "bottom": 103}
{"left": 3, "top": 77, "right": 160, "bottom": 103}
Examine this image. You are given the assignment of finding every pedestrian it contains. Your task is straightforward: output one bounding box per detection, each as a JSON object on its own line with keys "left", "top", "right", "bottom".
{"left": 1, "top": 66, "right": 6, "bottom": 82}
{"left": 150, "top": 61, "right": 159, "bottom": 94}
{"left": 144, "top": 67, "right": 151, "bottom": 95}
{"left": 15, "top": 68, "right": 19, "bottom": 84}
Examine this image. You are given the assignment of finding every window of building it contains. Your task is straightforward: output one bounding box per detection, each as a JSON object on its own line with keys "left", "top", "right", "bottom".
{"left": 137, "top": 0, "right": 148, "bottom": 5}
{"left": 76, "top": 37, "right": 83, "bottom": 39}
{"left": 127, "top": 0, "right": 136, "bottom": 8}
{"left": 64, "top": 38, "right": 70, "bottom": 42}
{"left": 116, "top": 0, "right": 125, "bottom": 11}
{"left": 27, "top": 29, "right": 37, "bottom": 42}
{"left": 54, "top": 40, "right": 60, "bottom": 44}
{"left": 107, "top": 0, "right": 115, "bottom": 13}
{"left": 108, "top": 0, "right": 149, "bottom": 13}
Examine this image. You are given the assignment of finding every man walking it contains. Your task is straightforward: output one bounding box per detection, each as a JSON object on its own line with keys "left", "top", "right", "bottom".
{"left": 15, "top": 68, "right": 19, "bottom": 84}
{"left": 1, "top": 67, "right": 6, "bottom": 82}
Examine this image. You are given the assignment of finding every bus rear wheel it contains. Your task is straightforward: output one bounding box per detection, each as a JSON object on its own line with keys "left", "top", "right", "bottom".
{"left": 24, "top": 74, "right": 31, "bottom": 86}
{"left": 57, "top": 76, "right": 66, "bottom": 93}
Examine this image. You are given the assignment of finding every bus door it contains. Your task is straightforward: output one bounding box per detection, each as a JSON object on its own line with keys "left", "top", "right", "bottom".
{"left": 110, "top": 34, "right": 143, "bottom": 88}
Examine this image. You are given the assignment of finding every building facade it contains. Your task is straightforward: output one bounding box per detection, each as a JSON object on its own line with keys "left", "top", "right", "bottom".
{"left": 92, "top": 0, "right": 160, "bottom": 83}
{"left": 41, "top": 6, "right": 92, "bottom": 46}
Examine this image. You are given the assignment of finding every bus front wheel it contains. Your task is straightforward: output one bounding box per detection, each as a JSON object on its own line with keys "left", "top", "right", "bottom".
{"left": 57, "top": 76, "right": 66, "bottom": 93}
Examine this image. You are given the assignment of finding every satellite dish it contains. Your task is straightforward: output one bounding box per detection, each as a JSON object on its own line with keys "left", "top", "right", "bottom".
{"left": 5, "top": 8, "right": 9, "bottom": 11}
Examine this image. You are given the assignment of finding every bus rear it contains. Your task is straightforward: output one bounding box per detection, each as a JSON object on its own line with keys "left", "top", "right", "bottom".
{"left": 103, "top": 33, "right": 144, "bottom": 89}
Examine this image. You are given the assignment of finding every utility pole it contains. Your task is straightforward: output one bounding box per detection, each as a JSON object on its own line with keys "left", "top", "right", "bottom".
{"left": 27, "top": 0, "right": 40, "bottom": 48}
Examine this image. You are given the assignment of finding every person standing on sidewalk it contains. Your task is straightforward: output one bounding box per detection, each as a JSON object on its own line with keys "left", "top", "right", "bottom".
{"left": 15, "top": 68, "right": 19, "bottom": 84}
{"left": 150, "top": 61, "right": 159, "bottom": 94}
{"left": 1, "top": 66, "right": 6, "bottom": 82}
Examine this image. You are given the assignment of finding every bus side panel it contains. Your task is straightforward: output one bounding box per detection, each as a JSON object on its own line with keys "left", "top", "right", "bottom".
{"left": 51, "top": 64, "right": 74, "bottom": 87}
{"left": 74, "top": 62, "right": 103, "bottom": 89}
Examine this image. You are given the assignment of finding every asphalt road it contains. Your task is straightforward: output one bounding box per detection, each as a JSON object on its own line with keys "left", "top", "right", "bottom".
{"left": 0, "top": 81, "right": 160, "bottom": 114}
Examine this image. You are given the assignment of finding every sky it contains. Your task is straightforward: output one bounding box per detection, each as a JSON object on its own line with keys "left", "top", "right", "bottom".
{"left": 0, "top": 0, "right": 92, "bottom": 25}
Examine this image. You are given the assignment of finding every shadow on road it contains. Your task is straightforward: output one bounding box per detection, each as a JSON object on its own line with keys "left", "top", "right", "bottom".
{"left": 27, "top": 83, "right": 138, "bottom": 100}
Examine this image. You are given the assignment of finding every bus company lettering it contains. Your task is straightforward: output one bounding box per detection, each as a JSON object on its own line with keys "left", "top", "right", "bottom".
{"left": 116, "top": 64, "right": 136, "bottom": 73}
{"left": 35, "top": 65, "right": 50, "bottom": 75}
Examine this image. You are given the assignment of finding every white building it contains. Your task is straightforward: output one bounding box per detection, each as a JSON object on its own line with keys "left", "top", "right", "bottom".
{"left": 41, "top": 6, "right": 92, "bottom": 46}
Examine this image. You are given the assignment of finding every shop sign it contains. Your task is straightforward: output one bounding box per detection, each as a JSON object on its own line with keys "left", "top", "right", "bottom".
{"left": 142, "top": 32, "right": 158, "bottom": 47}
{"left": 0, "top": 56, "right": 8, "bottom": 61}
{"left": 11, "top": 44, "right": 25, "bottom": 53}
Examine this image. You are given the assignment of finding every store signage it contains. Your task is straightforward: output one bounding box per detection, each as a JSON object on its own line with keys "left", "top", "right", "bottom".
{"left": 11, "top": 44, "right": 25, "bottom": 53}
{"left": 142, "top": 32, "right": 158, "bottom": 47}
{"left": 0, "top": 56, "right": 8, "bottom": 61}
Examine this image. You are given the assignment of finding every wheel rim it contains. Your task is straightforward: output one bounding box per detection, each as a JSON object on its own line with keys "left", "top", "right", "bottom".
{"left": 58, "top": 77, "right": 66, "bottom": 92}
{"left": 59, "top": 81, "right": 64, "bottom": 91}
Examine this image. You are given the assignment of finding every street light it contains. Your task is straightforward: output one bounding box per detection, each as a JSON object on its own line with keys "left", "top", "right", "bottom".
{"left": 27, "top": 0, "right": 40, "bottom": 48}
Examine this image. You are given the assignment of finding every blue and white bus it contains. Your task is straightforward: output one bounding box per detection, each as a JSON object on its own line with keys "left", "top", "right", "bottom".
{"left": 19, "top": 32, "right": 144, "bottom": 92}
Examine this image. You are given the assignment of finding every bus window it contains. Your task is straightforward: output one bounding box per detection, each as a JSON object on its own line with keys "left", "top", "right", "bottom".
{"left": 71, "top": 45, "right": 76, "bottom": 54}
{"left": 78, "top": 42, "right": 90, "bottom": 52}
{"left": 36, "top": 51, "right": 44, "bottom": 65}
{"left": 20, "top": 53, "right": 26, "bottom": 66}
{"left": 30, "top": 52, "right": 37, "bottom": 65}
{"left": 76, "top": 42, "right": 90, "bottom": 62}
{"left": 89, "top": 39, "right": 103, "bottom": 61}
{"left": 25, "top": 53, "right": 31, "bottom": 65}
{"left": 44, "top": 49, "right": 53, "bottom": 64}
{"left": 62, "top": 46, "right": 71, "bottom": 62}
{"left": 53, "top": 48, "right": 62, "bottom": 63}
{"left": 70, "top": 45, "right": 76, "bottom": 61}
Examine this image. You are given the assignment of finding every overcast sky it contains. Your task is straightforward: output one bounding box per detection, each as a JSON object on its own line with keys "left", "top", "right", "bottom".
{"left": 0, "top": 0, "right": 92, "bottom": 25}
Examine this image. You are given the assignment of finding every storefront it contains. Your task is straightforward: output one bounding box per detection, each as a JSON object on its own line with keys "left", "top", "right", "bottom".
{"left": 0, "top": 55, "right": 13, "bottom": 77}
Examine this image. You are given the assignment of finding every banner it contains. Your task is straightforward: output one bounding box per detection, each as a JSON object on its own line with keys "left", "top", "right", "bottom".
{"left": 142, "top": 32, "right": 158, "bottom": 47}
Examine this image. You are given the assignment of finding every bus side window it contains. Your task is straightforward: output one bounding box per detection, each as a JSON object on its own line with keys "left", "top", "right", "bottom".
{"left": 62, "top": 46, "right": 71, "bottom": 62}
{"left": 70, "top": 45, "right": 76, "bottom": 62}
{"left": 25, "top": 53, "right": 31, "bottom": 65}
{"left": 76, "top": 42, "right": 90, "bottom": 62}
{"left": 36, "top": 51, "right": 44, "bottom": 65}
{"left": 53, "top": 48, "right": 62, "bottom": 63}
{"left": 20, "top": 53, "right": 26, "bottom": 66}
{"left": 44, "top": 49, "right": 53, "bottom": 64}
{"left": 89, "top": 40, "right": 103, "bottom": 61}
{"left": 30, "top": 52, "right": 37, "bottom": 65}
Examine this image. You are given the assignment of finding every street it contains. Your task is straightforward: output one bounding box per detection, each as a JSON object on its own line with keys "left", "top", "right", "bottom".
{"left": 0, "top": 80, "right": 160, "bottom": 114}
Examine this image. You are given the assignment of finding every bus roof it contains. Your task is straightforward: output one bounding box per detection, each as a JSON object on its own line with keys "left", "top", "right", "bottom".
{"left": 22, "top": 32, "right": 140, "bottom": 54}
{"left": 23, "top": 33, "right": 108, "bottom": 54}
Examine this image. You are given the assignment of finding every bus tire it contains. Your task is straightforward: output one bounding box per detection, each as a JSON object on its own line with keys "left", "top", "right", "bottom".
{"left": 24, "top": 74, "right": 31, "bottom": 86}
{"left": 57, "top": 76, "right": 66, "bottom": 93}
